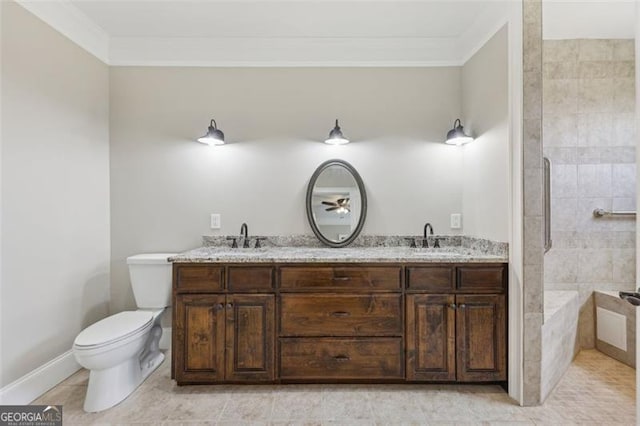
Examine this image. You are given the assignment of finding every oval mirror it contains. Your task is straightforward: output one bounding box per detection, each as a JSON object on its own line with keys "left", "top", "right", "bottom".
{"left": 306, "top": 159, "right": 367, "bottom": 247}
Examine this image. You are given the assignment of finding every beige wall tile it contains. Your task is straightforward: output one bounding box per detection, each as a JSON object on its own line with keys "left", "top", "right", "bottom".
{"left": 543, "top": 114, "right": 578, "bottom": 147}
{"left": 612, "top": 248, "right": 636, "bottom": 284}
{"left": 578, "top": 78, "right": 614, "bottom": 113}
{"left": 544, "top": 79, "right": 579, "bottom": 114}
{"left": 544, "top": 248, "right": 578, "bottom": 284}
{"left": 544, "top": 39, "right": 579, "bottom": 63}
{"left": 613, "top": 61, "right": 635, "bottom": 78}
{"left": 613, "top": 113, "right": 636, "bottom": 146}
{"left": 577, "top": 113, "right": 613, "bottom": 147}
{"left": 612, "top": 39, "right": 635, "bottom": 61}
{"left": 543, "top": 147, "right": 578, "bottom": 164}
{"left": 612, "top": 163, "right": 636, "bottom": 197}
{"left": 577, "top": 164, "right": 612, "bottom": 197}
{"left": 579, "top": 61, "right": 614, "bottom": 79}
{"left": 524, "top": 168, "right": 544, "bottom": 216}
{"left": 551, "top": 197, "right": 577, "bottom": 232}
{"left": 551, "top": 164, "right": 578, "bottom": 197}
{"left": 612, "top": 78, "right": 636, "bottom": 113}
{"left": 577, "top": 249, "right": 613, "bottom": 283}
{"left": 579, "top": 40, "right": 614, "bottom": 61}
{"left": 544, "top": 61, "right": 579, "bottom": 79}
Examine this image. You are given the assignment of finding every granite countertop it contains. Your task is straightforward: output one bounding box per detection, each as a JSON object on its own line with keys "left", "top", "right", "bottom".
{"left": 169, "top": 246, "right": 508, "bottom": 264}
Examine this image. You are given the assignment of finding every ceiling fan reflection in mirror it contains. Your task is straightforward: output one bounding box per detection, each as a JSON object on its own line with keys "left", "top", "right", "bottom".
{"left": 322, "top": 198, "right": 350, "bottom": 214}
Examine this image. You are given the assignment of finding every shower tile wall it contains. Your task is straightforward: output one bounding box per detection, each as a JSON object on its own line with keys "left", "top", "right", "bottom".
{"left": 543, "top": 39, "right": 636, "bottom": 349}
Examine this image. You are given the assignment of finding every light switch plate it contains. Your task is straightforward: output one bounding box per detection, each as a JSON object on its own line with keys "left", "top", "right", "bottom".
{"left": 210, "top": 214, "right": 221, "bottom": 229}
{"left": 450, "top": 213, "right": 462, "bottom": 229}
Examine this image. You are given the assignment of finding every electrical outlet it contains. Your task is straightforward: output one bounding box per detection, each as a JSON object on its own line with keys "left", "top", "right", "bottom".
{"left": 450, "top": 213, "right": 462, "bottom": 229}
{"left": 210, "top": 214, "right": 221, "bottom": 229}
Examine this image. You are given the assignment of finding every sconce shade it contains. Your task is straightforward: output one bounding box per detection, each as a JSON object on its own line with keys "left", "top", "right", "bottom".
{"left": 197, "top": 119, "right": 225, "bottom": 145}
{"left": 324, "top": 119, "right": 350, "bottom": 145}
{"left": 445, "top": 118, "right": 473, "bottom": 146}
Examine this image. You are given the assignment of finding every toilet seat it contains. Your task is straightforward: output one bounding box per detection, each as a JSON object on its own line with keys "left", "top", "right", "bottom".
{"left": 74, "top": 311, "right": 154, "bottom": 350}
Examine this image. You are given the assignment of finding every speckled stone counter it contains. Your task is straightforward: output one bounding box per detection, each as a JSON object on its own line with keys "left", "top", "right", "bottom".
{"left": 169, "top": 245, "right": 507, "bottom": 264}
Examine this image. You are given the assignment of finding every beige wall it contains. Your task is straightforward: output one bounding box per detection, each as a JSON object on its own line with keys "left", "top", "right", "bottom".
{"left": 109, "top": 67, "right": 464, "bottom": 311}
{"left": 1, "top": 1, "right": 110, "bottom": 387}
{"left": 461, "top": 26, "right": 510, "bottom": 242}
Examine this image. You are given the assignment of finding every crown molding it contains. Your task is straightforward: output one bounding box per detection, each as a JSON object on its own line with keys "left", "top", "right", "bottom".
{"left": 15, "top": 0, "right": 109, "bottom": 63}
{"left": 15, "top": 1, "right": 510, "bottom": 67}
{"left": 108, "top": 36, "right": 464, "bottom": 67}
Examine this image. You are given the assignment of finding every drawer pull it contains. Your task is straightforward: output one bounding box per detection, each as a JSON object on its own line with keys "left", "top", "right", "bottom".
{"left": 332, "top": 277, "right": 352, "bottom": 282}
{"left": 333, "top": 355, "right": 350, "bottom": 362}
{"left": 331, "top": 311, "right": 351, "bottom": 318}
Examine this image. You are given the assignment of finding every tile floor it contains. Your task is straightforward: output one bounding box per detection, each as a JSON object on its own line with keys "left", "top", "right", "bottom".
{"left": 34, "top": 349, "right": 635, "bottom": 425}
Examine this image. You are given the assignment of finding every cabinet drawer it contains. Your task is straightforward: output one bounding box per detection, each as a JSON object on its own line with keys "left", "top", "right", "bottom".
{"left": 456, "top": 265, "right": 506, "bottom": 293}
{"left": 406, "top": 266, "right": 454, "bottom": 292}
{"left": 280, "top": 294, "right": 402, "bottom": 336}
{"left": 228, "top": 267, "right": 274, "bottom": 292}
{"left": 279, "top": 266, "right": 401, "bottom": 291}
{"left": 175, "top": 265, "right": 224, "bottom": 293}
{"left": 279, "top": 337, "right": 403, "bottom": 380}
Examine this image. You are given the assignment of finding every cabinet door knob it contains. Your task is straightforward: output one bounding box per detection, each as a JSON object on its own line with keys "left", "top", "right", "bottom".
{"left": 448, "top": 303, "right": 457, "bottom": 310}
{"left": 214, "top": 303, "right": 223, "bottom": 311}
{"left": 459, "top": 304, "right": 466, "bottom": 309}
{"left": 226, "top": 303, "right": 233, "bottom": 309}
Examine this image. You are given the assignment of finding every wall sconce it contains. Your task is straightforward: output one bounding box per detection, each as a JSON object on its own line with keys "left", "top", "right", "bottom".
{"left": 197, "top": 119, "right": 225, "bottom": 146}
{"left": 324, "top": 119, "right": 350, "bottom": 145}
{"left": 445, "top": 119, "right": 473, "bottom": 146}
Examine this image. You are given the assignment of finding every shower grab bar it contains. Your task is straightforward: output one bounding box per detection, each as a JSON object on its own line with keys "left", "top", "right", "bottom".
{"left": 593, "top": 208, "right": 637, "bottom": 218}
{"left": 543, "top": 157, "right": 552, "bottom": 253}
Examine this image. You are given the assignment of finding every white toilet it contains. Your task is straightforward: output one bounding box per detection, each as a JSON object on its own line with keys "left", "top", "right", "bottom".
{"left": 73, "top": 253, "right": 176, "bottom": 412}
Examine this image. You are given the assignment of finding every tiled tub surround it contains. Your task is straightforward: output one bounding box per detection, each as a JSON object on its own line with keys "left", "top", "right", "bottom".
{"left": 595, "top": 290, "right": 636, "bottom": 368}
{"left": 541, "top": 290, "right": 580, "bottom": 401}
{"left": 542, "top": 39, "right": 637, "bottom": 352}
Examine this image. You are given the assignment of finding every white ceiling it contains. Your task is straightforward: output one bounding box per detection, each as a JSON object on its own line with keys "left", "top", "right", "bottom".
{"left": 19, "top": 0, "right": 636, "bottom": 67}
{"left": 69, "top": 1, "right": 488, "bottom": 39}
{"left": 17, "top": 0, "right": 511, "bottom": 66}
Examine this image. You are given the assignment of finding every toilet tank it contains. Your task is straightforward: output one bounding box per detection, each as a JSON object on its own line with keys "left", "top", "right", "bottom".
{"left": 127, "top": 253, "right": 177, "bottom": 309}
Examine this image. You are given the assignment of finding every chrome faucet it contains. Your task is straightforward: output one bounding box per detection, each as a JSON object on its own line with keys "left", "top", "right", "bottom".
{"left": 240, "top": 223, "right": 250, "bottom": 248}
{"left": 423, "top": 223, "right": 434, "bottom": 248}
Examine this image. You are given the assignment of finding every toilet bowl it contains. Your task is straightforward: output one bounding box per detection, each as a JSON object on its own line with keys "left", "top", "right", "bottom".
{"left": 73, "top": 253, "right": 176, "bottom": 412}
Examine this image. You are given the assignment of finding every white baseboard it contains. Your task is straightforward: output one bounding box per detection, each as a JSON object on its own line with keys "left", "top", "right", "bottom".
{"left": 0, "top": 350, "right": 80, "bottom": 405}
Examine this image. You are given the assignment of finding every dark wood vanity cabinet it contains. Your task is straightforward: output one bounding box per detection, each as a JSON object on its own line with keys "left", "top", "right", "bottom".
{"left": 172, "top": 262, "right": 507, "bottom": 385}
{"left": 173, "top": 265, "right": 276, "bottom": 384}
{"left": 405, "top": 265, "right": 507, "bottom": 382}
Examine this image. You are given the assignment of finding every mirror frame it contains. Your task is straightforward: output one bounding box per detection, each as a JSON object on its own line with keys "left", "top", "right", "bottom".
{"left": 305, "top": 159, "right": 367, "bottom": 248}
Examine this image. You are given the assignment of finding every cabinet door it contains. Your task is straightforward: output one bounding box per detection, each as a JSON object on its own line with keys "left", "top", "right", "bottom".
{"left": 456, "top": 294, "right": 506, "bottom": 382}
{"left": 174, "top": 294, "right": 226, "bottom": 383}
{"left": 225, "top": 294, "right": 276, "bottom": 381}
{"left": 406, "top": 294, "right": 456, "bottom": 381}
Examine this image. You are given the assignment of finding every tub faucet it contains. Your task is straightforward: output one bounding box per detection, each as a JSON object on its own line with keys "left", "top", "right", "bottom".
{"left": 423, "top": 223, "right": 434, "bottom": 248}
{"left": 240, "top": 223, "right": 250, "bottom": 248}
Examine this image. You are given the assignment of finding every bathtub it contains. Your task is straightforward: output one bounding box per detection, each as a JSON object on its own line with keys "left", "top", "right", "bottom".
{"left": 541, "top": 290, "right": 580, "bottom": 402}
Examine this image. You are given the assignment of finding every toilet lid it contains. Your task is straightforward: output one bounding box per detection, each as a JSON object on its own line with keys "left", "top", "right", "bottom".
{"left": 74, "top": 311, "right": 153, "bottom": 348}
